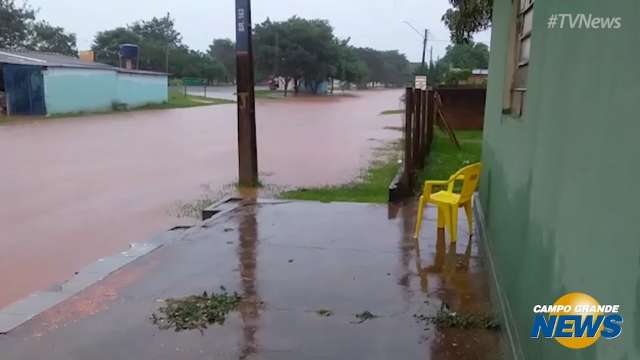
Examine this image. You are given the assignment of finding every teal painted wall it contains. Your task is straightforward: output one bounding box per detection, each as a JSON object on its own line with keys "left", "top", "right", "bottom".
{"left": 43, "top": 68, "right": 116, "bottom": 114}
{"left": 116, "top": 73, "right": 168, "bottom": 107}
{"left": 43, "top": 68, "right": 167, "bottom": 115}
{"left": 481, "top": 1, "right": 640, "bottom": 359}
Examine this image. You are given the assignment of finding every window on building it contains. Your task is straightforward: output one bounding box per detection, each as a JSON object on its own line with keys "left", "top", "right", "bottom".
{"left": 504, "top": 0, "right": 534, "bottom": 116}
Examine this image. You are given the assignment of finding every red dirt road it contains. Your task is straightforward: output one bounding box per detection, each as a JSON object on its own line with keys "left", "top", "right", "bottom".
{"left": 0, "top": 89, "right": 402, "bottom": 308}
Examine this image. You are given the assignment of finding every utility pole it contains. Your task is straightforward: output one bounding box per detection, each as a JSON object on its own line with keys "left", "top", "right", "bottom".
{"left": 402, "top": 22, "right": 429, "bottom": 73}
{"left": 165, "top": 46, "right": 169, "bottom": 73}
{"left": 421, "top": 29, "right": 428, "bottom": 72}
{"left": 235, "top": 0, "right": 259, "bottom": 187}
{"left": 274, "top": 31, "right": 280, "bottom": 76}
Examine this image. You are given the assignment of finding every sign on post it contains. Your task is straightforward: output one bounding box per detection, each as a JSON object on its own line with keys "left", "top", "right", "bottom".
{"left": 415, "top": 75, "right": 427, "bottom": 90}
{"left": 236, "top": 0, "right": 250, "bottom": 53}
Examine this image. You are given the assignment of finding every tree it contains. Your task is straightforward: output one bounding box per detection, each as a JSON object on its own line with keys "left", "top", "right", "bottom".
{"left": 1, "top": 0, "right": 77, "bottom": 55}
{"left": 208, "top": 39, "right": 235, "bottom": 83}
{"left": 0, "top": 0, "right": 35, "bottom": 49}
{"left": 425, "top": 41, "right": 489, "bottom": 85}
{"left": 442, "top": 0, "right": 493, "bottom": 43}
{"left": 170, "top": 47, "right": 225, "bottom": 83}
{"left": 129, "top": 13, "right": 181, "bottom": 47}
{"left": 254, "top": 17, "right": 342, "bottom": 95}
{"left": 354, "top": 48, "right": 410, "bottom": 87}
{"left": 92, "top": 13, "right": 227, "bottom": 81}
{"left": 27, "top": 21, "right": 77, "bottom": 56}
{"left": 336, "top": 45, "right": 368, "bottom": 89}
{"left": 92, "top": 27, "right": 141, "bottom": 66}
{"left": 439, "top": 41, "right": 489, "bottom": 70}
{"left": 129, "top": 13, "right": 182, "bottom": 72}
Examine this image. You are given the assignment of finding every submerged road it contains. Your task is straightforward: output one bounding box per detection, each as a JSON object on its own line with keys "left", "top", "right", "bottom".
{"left": 0, "top": 89, "right": 403, "bottom": 308}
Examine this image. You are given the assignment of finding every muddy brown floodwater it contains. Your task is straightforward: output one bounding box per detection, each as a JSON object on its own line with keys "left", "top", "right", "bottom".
{"left": 0, "top": 89, "right": 403, "bottom": 309}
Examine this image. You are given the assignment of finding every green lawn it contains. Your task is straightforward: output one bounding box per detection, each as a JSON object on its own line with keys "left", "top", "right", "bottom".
{"left": 254, "top": 90, "right": 286, "bottom": 99}
{"left": 139, "top": 90, "right": 235, "bottom": 109}
{"left": 280, "top": 141, "right": 402, "bottom": 203}
{"left": 417, "top": 129, "right": 483, "bottom": 184}
{"left": 279, "top": 130, "right": 482, "bottom": 204}
{"left": 380, "top": 109, "right": 405, "bottom": 115}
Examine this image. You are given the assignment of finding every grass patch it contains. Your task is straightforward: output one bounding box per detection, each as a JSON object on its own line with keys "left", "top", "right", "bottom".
{"left": 279, "top": 130, "right": 480, "bottom": 204}
{"left": 151, "top": 287, "right": 242, "bottom": 333}
{"left": 418, "top": 129, "right": 483, "bottom": 184}
{"left": 352, "top": 310, "right": 380, "bottom": 324}
{"left": 44, "top": 90, "right": 233, "bottom": 119}
{"left": 254, "top": 89, "right": 286, "bottom": 99}
{"left": 414, "top": 306, "right": 500, "bottom": 330}
{"left": 254, "top": 89, "right": 357, "bottom": 100}
{"left": 280, "top": 140, "right": 401, "bottom": 203}
{"left": 380, "top": 109, "right": 405, "bottom": 115}
{"left": 140, "top": 90, "right": 234, "bottom": 110}
{"left": 316, "top": 309, "right": 334, "bottom": 317}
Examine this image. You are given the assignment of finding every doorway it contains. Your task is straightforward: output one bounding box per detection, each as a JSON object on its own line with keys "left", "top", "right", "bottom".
{"left": 2, "top": 64, "right": 46, "bottom": 116}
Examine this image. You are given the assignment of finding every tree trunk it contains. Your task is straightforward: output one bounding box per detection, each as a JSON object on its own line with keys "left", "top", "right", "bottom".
{"left": 284, "top": 78, "right": 290, "bottom": 97}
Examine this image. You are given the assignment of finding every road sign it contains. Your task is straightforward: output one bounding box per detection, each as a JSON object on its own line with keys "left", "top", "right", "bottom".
{"left": 236, "top": 0, "right": 250, "bottom": 53}
{"left": 415, "top": 75, "right": 427, "bottom": 90}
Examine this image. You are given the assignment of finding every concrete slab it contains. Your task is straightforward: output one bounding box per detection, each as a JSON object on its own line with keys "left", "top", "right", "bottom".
{"left": 0, "top": 314, "right": 25, "bottom": 334}
{"left": 0, "top": 200, "right": 502, "bottom": 359}
{"left": 0, "top": 232, "right": 185, "bottom": 335}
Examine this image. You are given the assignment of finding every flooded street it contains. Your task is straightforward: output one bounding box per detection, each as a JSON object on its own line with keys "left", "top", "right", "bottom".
{"left": 0, "top": 89, "right": 403, "bottom": 309}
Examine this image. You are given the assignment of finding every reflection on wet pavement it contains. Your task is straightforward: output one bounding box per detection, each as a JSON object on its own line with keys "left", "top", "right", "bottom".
{"left": 0, "top": 200, "right": 501, "bottom": 359}
{"left": 237, "top": 198, "right": 259, "bottom": 359}
{"left": 0, "top": 90, "right": 402, "bottom": 308}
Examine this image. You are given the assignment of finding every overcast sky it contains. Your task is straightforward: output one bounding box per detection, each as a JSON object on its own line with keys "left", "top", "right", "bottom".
{"left": 27, "top": 0, "right": 491, "bottom": 62}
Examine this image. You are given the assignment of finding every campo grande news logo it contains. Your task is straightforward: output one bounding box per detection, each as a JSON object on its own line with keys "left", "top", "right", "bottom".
{"left": 530, "top": 292, "right": 623, "bottom": 349}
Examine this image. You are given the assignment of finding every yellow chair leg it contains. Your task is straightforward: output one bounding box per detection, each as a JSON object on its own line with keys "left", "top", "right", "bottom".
{"left": 449, "top": 205, "right": 458, "bottom": 243}
{"left": 441, "top": 204, "right": 451, "bottom": 241}
{"left": 437, "top": 205, "right": 445, "bottom": 229}
{"left": 463, "top": 202, "right": 473, "bottom": 235}
{"left": 413, "top": 195, "right": 426, "bottom": 239}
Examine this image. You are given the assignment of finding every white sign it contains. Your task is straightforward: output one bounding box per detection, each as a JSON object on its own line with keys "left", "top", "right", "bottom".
{"left": 415, "top": 75, "right": 427, "bottom": 90}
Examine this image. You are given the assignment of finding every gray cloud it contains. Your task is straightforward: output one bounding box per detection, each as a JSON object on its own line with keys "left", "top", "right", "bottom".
{"left": 28, "top": 0, "right": 491, "bottom": 62}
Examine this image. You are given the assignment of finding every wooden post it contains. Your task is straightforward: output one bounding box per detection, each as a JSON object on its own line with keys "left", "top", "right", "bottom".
{"left": 235, "top": 0, "right": 259, "bottom": 187}
{"left": 413, "top": 89, "right": 423, "bottom": 170}
{"left": 404, "top": 88, "right": 415, "bottom": 191}
{"left": 426, "top": 88, "right": 435, "bottom": 154}
{"left": 420, "top": 89, "right": 427, "bottom": 161}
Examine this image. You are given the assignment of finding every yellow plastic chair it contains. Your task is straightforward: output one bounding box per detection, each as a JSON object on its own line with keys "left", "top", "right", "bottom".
{"left": 413, "top": 163, "right": 482, "bottom": 242}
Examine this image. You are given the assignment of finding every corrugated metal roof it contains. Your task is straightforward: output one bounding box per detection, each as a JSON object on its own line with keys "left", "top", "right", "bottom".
{"left": 0, "top": 49, "right": 114, "bottom": 70}
{"left": 0, "top": 49, "right": 168, "bottom": 76}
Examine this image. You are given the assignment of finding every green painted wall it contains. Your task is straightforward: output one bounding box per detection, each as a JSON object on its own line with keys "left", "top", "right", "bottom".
{"left": 481, "top": 1, "right": 640, "bottom": 359}
{"left": 116, "top": 73, "right": 168, "bottom": 107}
{"left": 43, "top": 68, "right": 116, "bottom": 114}
{"left": 43, "top": 68, "right": 167, "bottom": 115}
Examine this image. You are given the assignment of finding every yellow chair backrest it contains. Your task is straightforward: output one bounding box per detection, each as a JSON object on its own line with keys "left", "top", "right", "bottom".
{"left": 449, "top": 163, "right": 482, "bottom": 203}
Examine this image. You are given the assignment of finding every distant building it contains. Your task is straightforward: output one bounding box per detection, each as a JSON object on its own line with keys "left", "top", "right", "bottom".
{"left": 0, "top": 49, "right": 168, "bottom": 116}
{"left": 466, "top": 69, "right": 489, "bottom": 85}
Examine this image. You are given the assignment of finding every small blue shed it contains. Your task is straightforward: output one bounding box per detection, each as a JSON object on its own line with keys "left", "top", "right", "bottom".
{"left": 0, "top": 50, "right": 168, "bottom": 116}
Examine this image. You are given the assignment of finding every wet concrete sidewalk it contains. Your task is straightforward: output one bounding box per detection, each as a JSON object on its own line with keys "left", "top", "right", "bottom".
{"left": 0, "top": 200, "right": 501, "bottom": 359}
